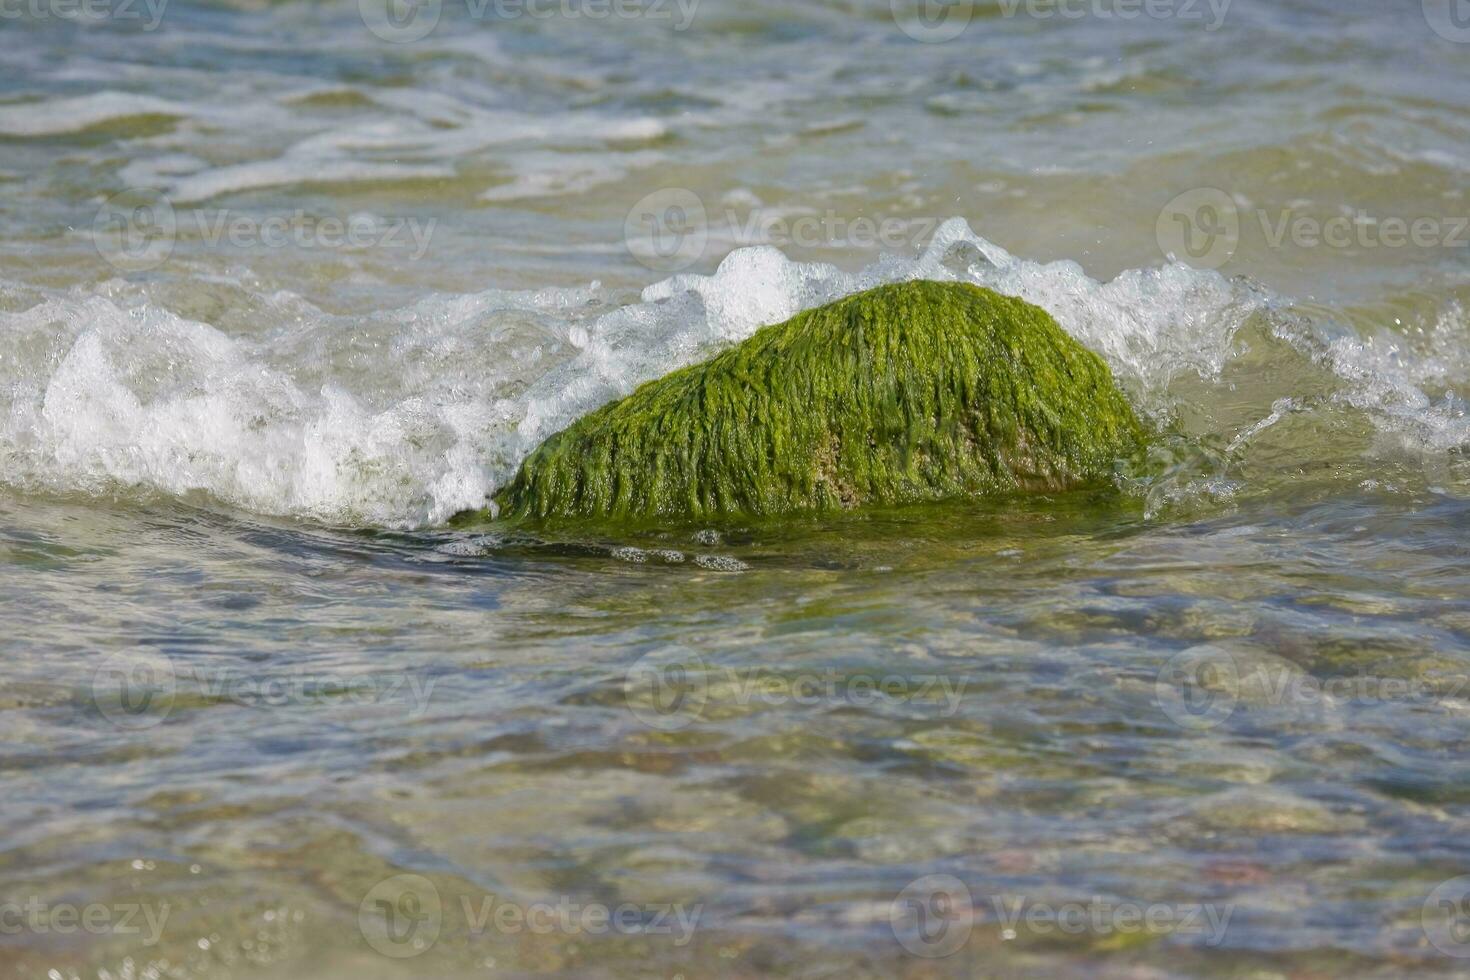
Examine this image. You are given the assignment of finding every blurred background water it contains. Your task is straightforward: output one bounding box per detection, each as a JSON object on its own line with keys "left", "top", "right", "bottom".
{"left": 2, "top": 0, "right": 1470, "bottom": 976}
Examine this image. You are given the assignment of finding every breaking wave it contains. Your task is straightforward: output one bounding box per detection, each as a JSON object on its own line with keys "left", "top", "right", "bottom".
{"left": 2, "top": 219, "right": 1465, "bottom": 527}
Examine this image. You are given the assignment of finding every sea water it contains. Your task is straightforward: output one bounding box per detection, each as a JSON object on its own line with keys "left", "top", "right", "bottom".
{"left": 2, "top": 1, "right": 1469, "bottom": 976}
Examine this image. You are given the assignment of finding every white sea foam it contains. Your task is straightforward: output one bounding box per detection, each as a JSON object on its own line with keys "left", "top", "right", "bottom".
{"left": 479, "top": 150, "right": 667, "bottom": 202}
{"left": 1, "top": 220, "right": 1465, "bottom": 528}
{"left": 0, "top": 92, "right": 188, "bottom": 137}
{"left": 51, "top": 81, "right": 672, "bottom": 205}
{"left": 154, "top": 99, "right": 667, "bottom": 203}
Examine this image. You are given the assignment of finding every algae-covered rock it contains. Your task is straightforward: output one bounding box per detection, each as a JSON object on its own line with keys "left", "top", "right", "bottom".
{"left": 490, "top": 280, "right": 1146, "bottom": 522}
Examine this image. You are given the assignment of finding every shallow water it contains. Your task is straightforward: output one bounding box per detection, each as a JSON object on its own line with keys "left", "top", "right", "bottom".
{"left": 3, "top": 0, "right": 1470, "bottom": 976}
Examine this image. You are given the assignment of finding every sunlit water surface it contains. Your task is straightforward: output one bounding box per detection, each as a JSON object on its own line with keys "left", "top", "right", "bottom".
{"left": 3, "top": 0, "right": 1470, "bottom": 976}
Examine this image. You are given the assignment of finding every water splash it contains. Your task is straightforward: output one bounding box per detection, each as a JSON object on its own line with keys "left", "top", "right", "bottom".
{"left": 1, "top": 220, "right": 1465, "bottom": 527}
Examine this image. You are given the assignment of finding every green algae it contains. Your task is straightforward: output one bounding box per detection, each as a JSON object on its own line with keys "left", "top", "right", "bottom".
{"left": 486, "top": 281, "right": 1147, "bottom": 523}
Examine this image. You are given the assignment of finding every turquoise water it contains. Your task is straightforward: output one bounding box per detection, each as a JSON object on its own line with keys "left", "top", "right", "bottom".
{"left": 3, "top": 1, "right": 1470, "bottom": 976}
